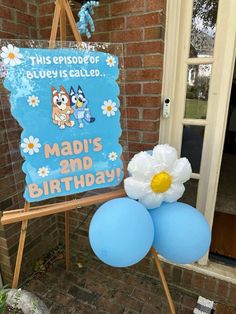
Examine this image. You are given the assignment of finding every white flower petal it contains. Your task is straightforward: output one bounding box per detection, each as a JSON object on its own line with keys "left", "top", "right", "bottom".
{"left": 13, "top": 47, "right": 20, "bottom": 54}
{"left": 21, "top": 143, "right": 27, "bottom": 148}
{"left": 28, "top": 149, "right": 34, "bottom": 155}
{"left": 23, "top": 147, "right": 29, "bottom": 153}
{"left": 14, "top": 57, "right": 22, "bottom": 65}
{"left": 152, "top": 144, "right": 178, "bottom": 169}
{"left": 163, "top": 183, "right": 185, "bottom": 203}
{"left": 171, "top": 158, "right": 192, "bottom": 183}
{"left": 128, "top": 151, "right": 157, "bottom": 180}
{"left": 9, "top": 59, "right": 16, "bottom": 66}
{"left": 23, "top": 138, "right": 29, "bottom": 144}
{"left": 139, "top": 192, "right": 164, "bottom": 209}
{"left": 3, "top": 58, "right": 10, "bottom": 65}
{"left": 124, "top": 177, "right": 149, "bottom": 200}
{"left": 0, "top": 52, "right": 8, "bottom": 58}
{"left": 29, "top": 135, "right": 34, "bottom": 142}
{"left": 7, "top": 44, "right": 14, "bottom": 52}
{"left": 1, "top": 46, "right": 9, "bottom": 53}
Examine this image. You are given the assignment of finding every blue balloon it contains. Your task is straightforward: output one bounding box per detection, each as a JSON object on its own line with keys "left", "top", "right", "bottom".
{"left": 89, "top": 197, "right": 154, "bottom": 267}
{"left": 150, "top": 202, "right": 211, "bottom": 264}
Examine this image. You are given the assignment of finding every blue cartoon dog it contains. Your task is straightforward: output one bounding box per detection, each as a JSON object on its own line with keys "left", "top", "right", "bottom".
{"left": 69, "top": 85, "right": 95, "bottom": 128}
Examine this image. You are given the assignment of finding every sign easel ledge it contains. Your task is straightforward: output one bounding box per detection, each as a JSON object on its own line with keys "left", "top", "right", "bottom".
{"left": 0, "top": 1, "right": 176, "bottom": 313}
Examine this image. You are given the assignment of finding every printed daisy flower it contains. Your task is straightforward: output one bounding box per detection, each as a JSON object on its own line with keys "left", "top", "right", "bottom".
{"left": 106, "top": 55, "right": 116, "bottom": 67}
{"left": 102, "top": 100, "right": 117, "bottom": 117}
{"left": 0, "top": 44, "right": 23, "bottom": 66}
{"left": 21, "top": 136, "right": 41, "bottom": 155}
{"left": 27, "top": 95, "right": 40, "bottom": 107}
{"left": 109, "top": 152, "right": 118, "bottom": 161}
{"left": 124, "top": 144, "right": 192, "bottom": 209}
{"left": 38, "top": 166, "right": 50, "bottom": 178}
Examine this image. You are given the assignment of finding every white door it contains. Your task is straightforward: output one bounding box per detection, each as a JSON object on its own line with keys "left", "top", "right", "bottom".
{"left": 160, "top": 0, "right": 236, "bottom": 264}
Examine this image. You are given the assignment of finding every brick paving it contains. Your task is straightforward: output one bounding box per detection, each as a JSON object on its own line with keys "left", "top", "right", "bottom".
{"left": 24, "top": 252, "right": 199, "bottom": 314}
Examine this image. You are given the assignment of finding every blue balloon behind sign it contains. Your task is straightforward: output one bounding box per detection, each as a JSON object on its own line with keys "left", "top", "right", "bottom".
{"left": 1, "top": 43, "right": 123, "bottom": 202}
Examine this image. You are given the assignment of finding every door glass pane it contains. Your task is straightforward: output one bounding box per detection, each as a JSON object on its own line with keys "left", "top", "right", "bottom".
{"left": 181, "top": 125, "right": 205, "bottom": 173}
{"left": 190, "top": 0, "right": 219, "bottom": 58}
{"left": 180, "top": 179, "right": 198, "bottom": 207}
{"left": 185, "top": 64, "right": 212, "bottom": 119}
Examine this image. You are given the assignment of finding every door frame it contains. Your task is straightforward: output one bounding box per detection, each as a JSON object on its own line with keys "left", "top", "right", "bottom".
{"left": 160, "top": 0, "right": 236, "bottom": 265}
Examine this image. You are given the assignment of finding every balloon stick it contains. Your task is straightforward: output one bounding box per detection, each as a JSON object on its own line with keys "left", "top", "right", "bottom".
{"left": 151, "top": 247, "right": 176, "bottom": 314}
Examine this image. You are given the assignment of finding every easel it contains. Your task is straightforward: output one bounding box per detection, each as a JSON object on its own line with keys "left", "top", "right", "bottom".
{"left": 0, "top": 1, "right": 176, "bottom": 313}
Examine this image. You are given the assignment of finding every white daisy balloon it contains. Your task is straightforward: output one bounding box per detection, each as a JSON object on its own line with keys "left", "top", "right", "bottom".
{"left": 0, "top": 44, "right": 23, "bottom": 66}
{"left": 124, "top": 144, "right": 192, "bottom": 209}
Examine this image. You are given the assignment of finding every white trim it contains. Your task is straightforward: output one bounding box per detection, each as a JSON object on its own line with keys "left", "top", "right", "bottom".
{"left": 159, "top": 0, "right": 182, "bottom": 145}
{"left": 159, "top": 255, "right": 236, "bottom": 285}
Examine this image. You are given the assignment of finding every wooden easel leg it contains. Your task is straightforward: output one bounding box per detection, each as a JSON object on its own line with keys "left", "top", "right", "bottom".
{"left": 151, "top": 247, "right": 176, "bottom": 314}
{"left": 12, "top": 202, "right": 30, "bottom": 288}
{"left": 49, "top": 0, "right": 61, "bottom": 48}
{"left": 65, "top": 211, "right": 70, "bottom": 270}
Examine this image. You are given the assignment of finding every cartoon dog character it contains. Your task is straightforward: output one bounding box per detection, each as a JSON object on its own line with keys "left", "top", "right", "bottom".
{"left": 51, "top": 86, "right": 75, "bottom": 129}
{"left": 69, "top": 85, "right": 95, "bottom": 128}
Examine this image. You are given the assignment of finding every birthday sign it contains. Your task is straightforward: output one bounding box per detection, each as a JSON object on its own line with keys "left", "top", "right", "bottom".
{"left": 1, "top": 43, "right": 123, "bottom": 202}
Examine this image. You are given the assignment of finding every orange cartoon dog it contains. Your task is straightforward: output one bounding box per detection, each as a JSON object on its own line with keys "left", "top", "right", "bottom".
{"left": 51, "top": 86, "right": 75, "bottom": 129}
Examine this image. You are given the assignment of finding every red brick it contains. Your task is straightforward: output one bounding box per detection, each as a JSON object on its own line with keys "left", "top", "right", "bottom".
{"left": 93, "top": 5, "right": 110, "bottom": 19}
{"left": 0, "top": 5, "right": 12, "bottom": 20}
{"left": 125, "top": 83, "right": 141, "bottom": 95}
{"left": 38, "top": 16, "right": 53, "bottom": 28}
{"left": 143, "top": 108, "right": 161, "bottom": 120}
{"left": 143, "top": 82, "right": 162, "bottom": 94}
{"left": 129, "top": 142, "right": 155, "bottom": 153}
{"left": 144, "top": 54, "right": 163, "bottom": 67}
{"left": 127, "top": 108, "right": 140, "bottom": 119}
{"left": 142, "top": 132, "right": 159, "bottom": 143}
{"left": 124, "top": 56, "right": 142, "bottom": 68}
{"left": 126, "top": 69, "right": 163, "bottom": 81}
{"left": 127, "top": 41, "right": 164, "bottom": 55}
{"left": 146, "top": 0, "right": 166, "bottom": 11}
{"left": 127, "top": 12, "right": 162, "bottom": 28}
{"left": 16, "top": 12, "right": 36, "bottom": 25}
{"left": 204, "top": 276, "right": 217, "bottom": 295}
{"left": 28, "top": 3, "right": 37, "bottom": 16}
{"left": 2, "top": 0, "right": 27, "bottom": 11}
{"left": 111, "top": 29, "right": 143, "bottom": 42}
{"left": 127, "top": 120, "right": 158, "bottom": 132}
{"left": 144, "top": 26, "right": 163, "bottom": 40}
{"left": 192, "top": 273, "right": 205, "bottom": 292}
{"left": 39, "top": 3, "right": 55, "bottom": 15}
{"left": 128, "top": 131, "right": 141, "bottom": 142}
{"left": 95, "top": 17, "right": 125, "bottom": 32}
{"left": 111, "top": 0, "right": 144, "bottom": 16}
{"left": 3, "top": 21, "right": 29, "bottom": 38}
{"left": 127, "top": 96, "right": 161, "bottom": 107}
{"left": 91, "top": 32, "right": 110, "bottom": 42}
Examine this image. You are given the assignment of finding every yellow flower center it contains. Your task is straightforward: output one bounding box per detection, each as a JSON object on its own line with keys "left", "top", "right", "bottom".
{"left": 8, "top": 52, "right": 15, "bottom": 59}
{"left": 150, "top": 171, "right": 172, "bottom": 193}
{"left": 107, "top": 105, "right": 112, "bottom": 111}
{"left": 28, "top": 143, "right": 34, "bottom": 149}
